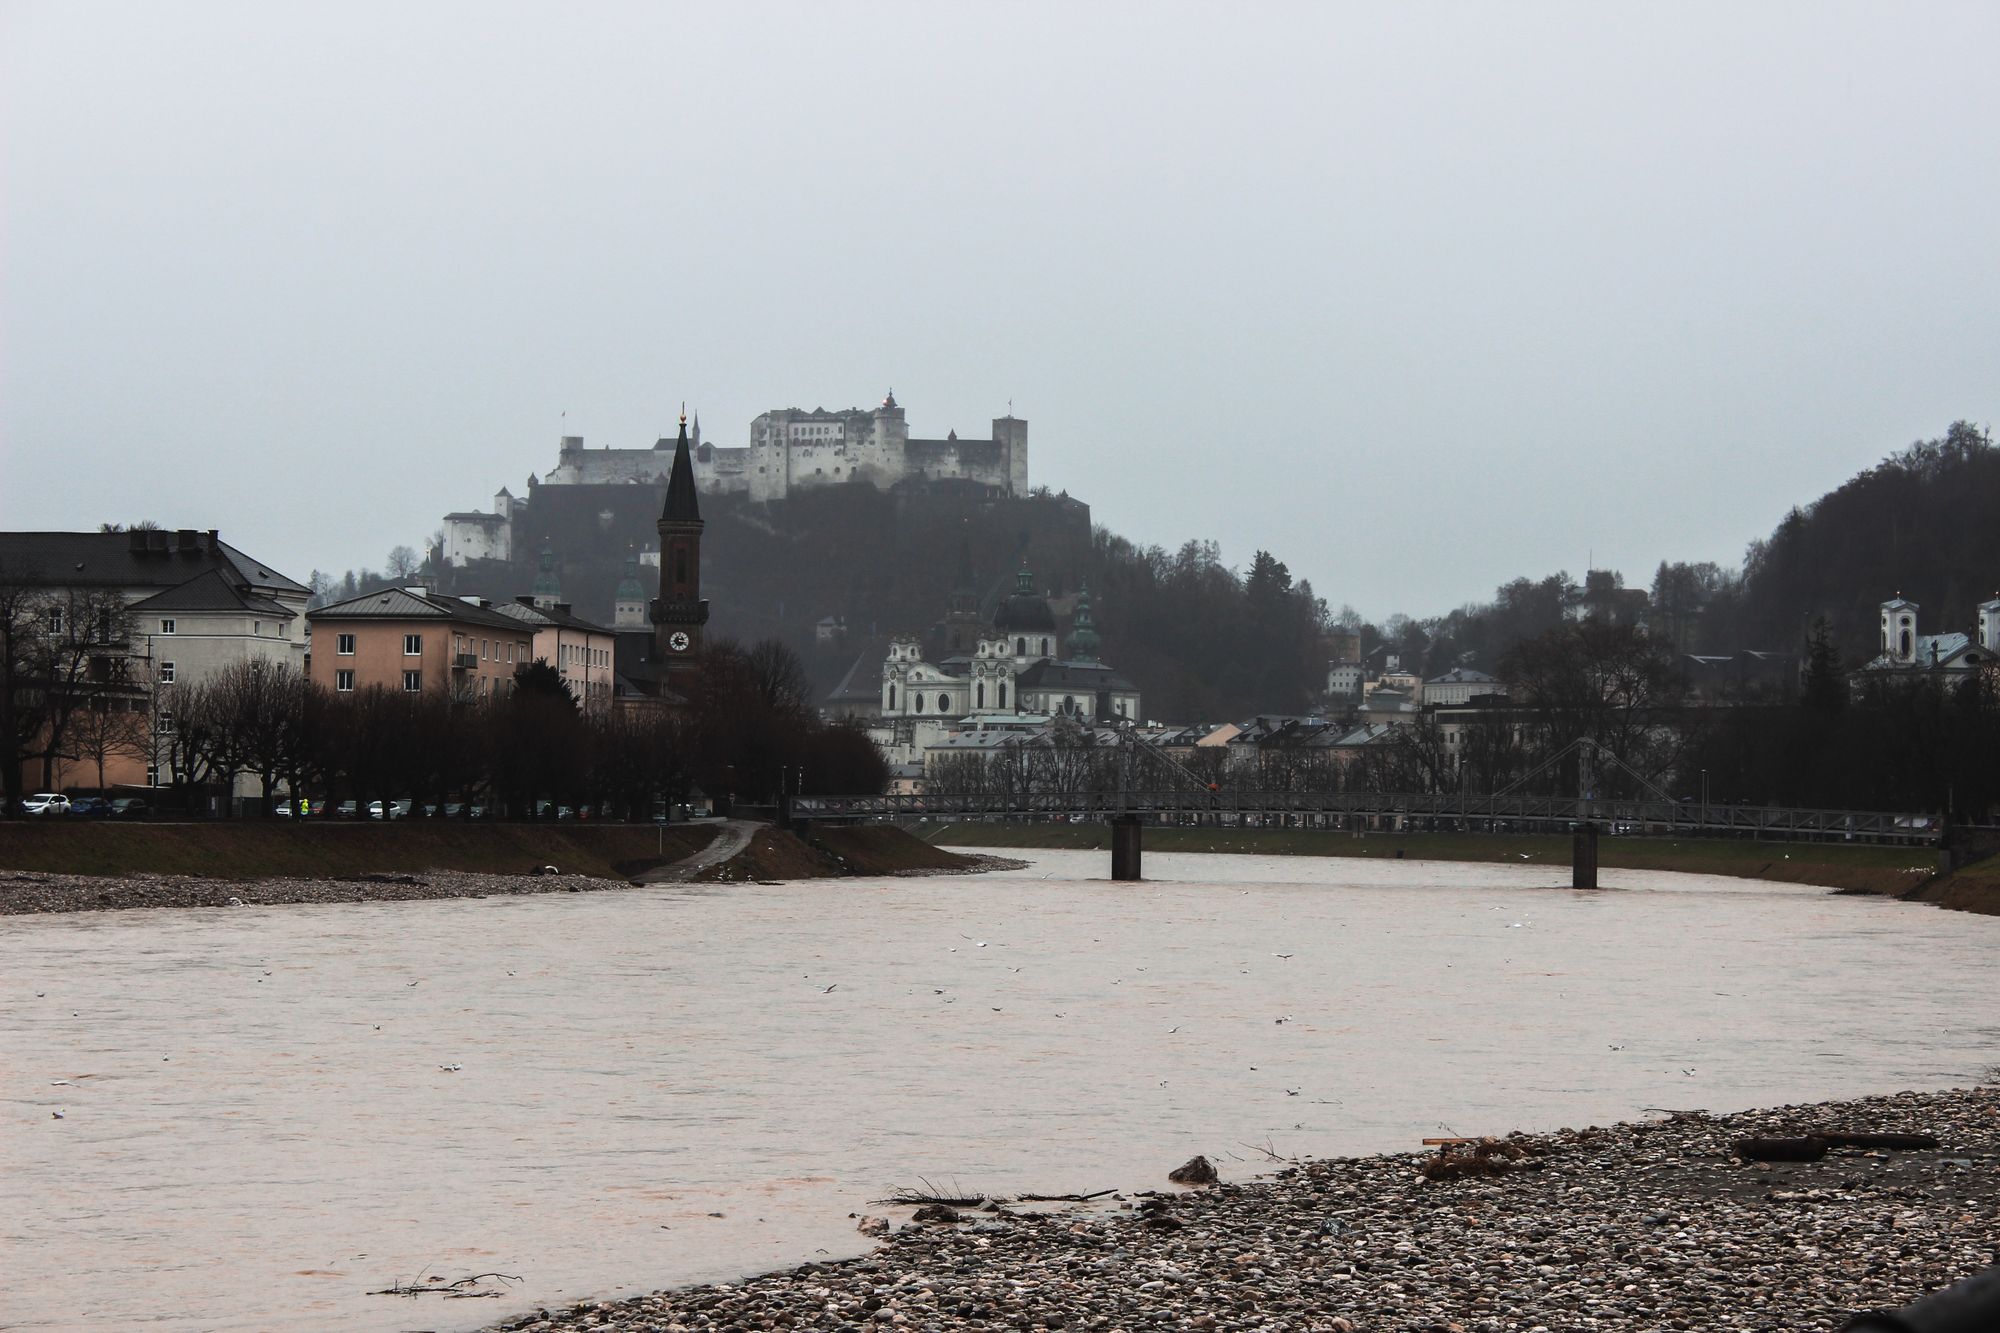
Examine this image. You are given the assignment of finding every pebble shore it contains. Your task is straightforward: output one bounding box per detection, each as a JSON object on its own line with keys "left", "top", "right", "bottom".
{"left": 490, "top": 1086, "right": 1998, "bottom": 1333}
{"left": 0, "top": 868, "right": 628, "bottom": 913}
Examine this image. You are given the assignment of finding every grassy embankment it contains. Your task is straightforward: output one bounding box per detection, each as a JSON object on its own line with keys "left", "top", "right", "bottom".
{"left": 907, "top": 821, "right": 1946, "bottom": 897}
{"left": 0, "top": 820, "right": 718, "bottom": 882}
{"left": 694, "top": 824, "right": 984, "bottom": 881}
{"left": 1910, "top": 852, "right": 2000, "bottom": 915}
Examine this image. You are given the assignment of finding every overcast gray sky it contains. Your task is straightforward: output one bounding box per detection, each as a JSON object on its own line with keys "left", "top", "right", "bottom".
{"left": 4, "top": 2, "right": 1996, "bottom": 619}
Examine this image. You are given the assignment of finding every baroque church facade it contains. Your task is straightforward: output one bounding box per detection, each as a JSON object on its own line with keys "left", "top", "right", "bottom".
{"left": 878, "top": 563, "right": 1140, "bottom": 727}
{"left": 1849, "top": 593, "right": 2000, "bottom": 693}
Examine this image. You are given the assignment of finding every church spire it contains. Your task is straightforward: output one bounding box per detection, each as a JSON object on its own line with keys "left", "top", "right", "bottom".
{"left": 1068, "top": 580, "right": 1101, "bottom": 662}
{"left": 662, "top": 407, "right": 700, "bottom": 523}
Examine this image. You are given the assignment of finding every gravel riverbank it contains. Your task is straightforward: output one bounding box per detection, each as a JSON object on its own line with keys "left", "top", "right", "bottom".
{"left": 489, "top": 1086, "right": 1998, "bottom": 1333}
{"left": 0, "top": 867, "right": 630, "bottom": 913}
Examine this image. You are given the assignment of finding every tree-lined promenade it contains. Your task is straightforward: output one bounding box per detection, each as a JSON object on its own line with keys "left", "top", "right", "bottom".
{"left": 138, "top": 638, "right": 885, "bottom": 819}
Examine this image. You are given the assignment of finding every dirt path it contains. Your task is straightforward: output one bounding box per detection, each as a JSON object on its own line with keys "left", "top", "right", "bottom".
{"left": 637, "top": 819, "right": 762, "bottom": 882}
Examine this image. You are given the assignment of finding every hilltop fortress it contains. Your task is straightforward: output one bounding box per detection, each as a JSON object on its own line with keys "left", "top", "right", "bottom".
{"left": 442, "top": 391, "right": 1027, "bottom": 568}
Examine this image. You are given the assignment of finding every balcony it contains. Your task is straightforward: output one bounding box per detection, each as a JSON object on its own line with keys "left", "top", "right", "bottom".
{"left": 451, "top": 653, "right": 478, "bottom": 670}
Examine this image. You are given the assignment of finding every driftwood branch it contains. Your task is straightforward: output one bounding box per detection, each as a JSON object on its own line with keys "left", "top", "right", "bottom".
{"left": 1017, "top": 1188, "right": 1117, "bottom": 1202}
{"left": 871, "top": 1176, "right": 995, "bottom": 1207}
{"left": 370, "top": 1271, "right": 523, "bottom": 1299}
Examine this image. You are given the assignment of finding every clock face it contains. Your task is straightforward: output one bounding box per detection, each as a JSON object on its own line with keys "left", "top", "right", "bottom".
{"left": 669, "top": 631, "right": 691, "bottom": 653}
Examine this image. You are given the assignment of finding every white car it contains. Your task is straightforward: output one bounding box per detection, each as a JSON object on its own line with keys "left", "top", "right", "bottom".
{"left": 22, "top": 793, "right": 72, "bottom": 816}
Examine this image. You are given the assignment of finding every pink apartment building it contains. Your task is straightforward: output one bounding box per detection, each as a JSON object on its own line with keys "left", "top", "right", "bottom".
{"left": 306, "top": 587, "right": 537, "bottom": 702}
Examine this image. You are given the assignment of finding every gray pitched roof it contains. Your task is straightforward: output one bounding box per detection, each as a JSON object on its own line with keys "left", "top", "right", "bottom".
{"left": 308, "top": 587, "right": 531, "bottom": 631}
{"left": 0, "top": 530, "right": 307, "bottom": 596}
{"left": 1426, "top": 667, "right": 1498, "bottom": 685}
{"left": 824, "top": 638, "right": 892, "bottom": 705}
{"left": 1014, "top": 660, "right": 1137, "bottom": 692}
{"left": 127, "top": 568, "right": 295, "bottom": 618}
{"left": 492, "top": 599, "right": 613, "bottom": 635}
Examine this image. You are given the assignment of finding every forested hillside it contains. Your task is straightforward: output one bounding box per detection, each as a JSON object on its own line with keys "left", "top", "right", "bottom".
{"left": 1709, "top": 421, "right": 2000, "bottom": 662}
{"left": 1364, "top": 421, "right": 1999, "bottom": 681}
{"left": 366, "top": 421, "right": 1997, "bottom": 725}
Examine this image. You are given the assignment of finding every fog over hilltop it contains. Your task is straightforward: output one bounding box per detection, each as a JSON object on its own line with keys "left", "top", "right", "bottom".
{"left": 3, "top": 3, "right": 1997, "bottom": 617}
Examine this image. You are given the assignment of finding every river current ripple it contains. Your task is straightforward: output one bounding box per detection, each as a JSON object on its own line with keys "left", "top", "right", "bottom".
{"left": 5, "top": 848, "right": 1997, "bottom": 1331}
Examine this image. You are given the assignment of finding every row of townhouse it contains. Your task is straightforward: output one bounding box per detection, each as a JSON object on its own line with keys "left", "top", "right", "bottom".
{"left": 1, "top": 530, "right": 623, "bottom": 804}
{"left": 301, "top": 587, "right": 617, "bottom": 712}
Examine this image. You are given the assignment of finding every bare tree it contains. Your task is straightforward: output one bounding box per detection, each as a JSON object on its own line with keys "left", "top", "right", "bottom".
{"left": 202, "top": 661, "right": 309, "bottom": 813}
{"left": 1, "top": 564, "right": 138, "bottom": 806}
{"left": 386, "top": 546, "right": 423, "bottom": 581}
{"left": 65, "top": 698, "right": 152, "bottom": 790}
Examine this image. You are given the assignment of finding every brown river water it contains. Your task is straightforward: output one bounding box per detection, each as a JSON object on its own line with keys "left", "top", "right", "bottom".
{"left": 5, "top": 849, "right": 1997, "bottom": 1331}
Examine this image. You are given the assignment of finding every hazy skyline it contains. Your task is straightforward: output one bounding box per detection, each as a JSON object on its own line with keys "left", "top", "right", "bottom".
{"left": 4, "top": 2, "right": 1997, "bottom": 619}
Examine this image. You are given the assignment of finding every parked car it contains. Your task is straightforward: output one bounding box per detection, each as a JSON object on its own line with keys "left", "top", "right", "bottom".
{"left": 69, "top": 796, "right": 112, "bottom": 818}
{"left": 107, "top": 797, "right": 150, "bottom": 819}
{"left": 335, "top": 800, "right": 359, "bottom": 819}
{"left": 21, "top": 792, "right": 71, "bottom": 816}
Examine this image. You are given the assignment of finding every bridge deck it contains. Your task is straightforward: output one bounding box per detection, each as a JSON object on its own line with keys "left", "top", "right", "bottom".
{"left": 789, "top": 790, "right": 1944, "bottom": 843}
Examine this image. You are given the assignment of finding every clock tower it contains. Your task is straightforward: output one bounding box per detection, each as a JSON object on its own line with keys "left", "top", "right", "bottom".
{"left": 651, "top": 409, "right": 708, "bottom": 684}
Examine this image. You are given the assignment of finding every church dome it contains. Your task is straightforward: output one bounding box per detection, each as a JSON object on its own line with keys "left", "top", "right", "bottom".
{"left": 532, "top": 544, "right": 563, "bottom": 601}
{"left": 992, "top": 564, "right": 1056, "bottom": 634}
{"left": 614, "top": 556, "right": 646, "bottom": 602}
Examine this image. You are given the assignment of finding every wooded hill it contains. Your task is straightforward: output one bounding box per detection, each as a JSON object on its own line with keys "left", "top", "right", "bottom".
{"left": 416, "top": 420, "right": 1995, "bottom": 723}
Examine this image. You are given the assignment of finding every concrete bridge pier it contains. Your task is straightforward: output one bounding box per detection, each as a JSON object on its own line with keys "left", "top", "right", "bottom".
{"left": 1572, "top": 822, "right": 1599, "bottom": 889}
{"left": 1111, "top": 814, "right": 1143, "bottom": 881}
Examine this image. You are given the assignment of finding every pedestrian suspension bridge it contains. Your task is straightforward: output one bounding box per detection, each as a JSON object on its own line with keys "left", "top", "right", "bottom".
{"left": 787, "top": 735, "right": 1942, "bottom": 885}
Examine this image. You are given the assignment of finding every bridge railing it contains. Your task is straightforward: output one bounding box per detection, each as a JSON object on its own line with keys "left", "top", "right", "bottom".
{"left": 788, "top": 790, "right": 1941, "bottom": 842}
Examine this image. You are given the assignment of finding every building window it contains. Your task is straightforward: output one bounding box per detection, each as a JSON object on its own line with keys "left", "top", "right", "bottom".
{"left": 335, "top": 670, "right": 354, "bottom": 692}
{"left": 1015, "top": 637, "right": 1025, "bottom": 655}
{"left": 159, "top": 618, "right": 175, "bottom": 635}
{"left": 887, "top": 684, "right": 897, "bottom": 710}
{"left": 403, "top": 670, "right": 422, "bottom": 692}
{"left": 914, "top": 693, "right": 924, "bottom": 713}
{"left": 976, "top": 682, "right": 984, "bottom": 708}
{"left": 997, "top": 683, "right": 1007, "bottom": 708}
{"left": 404, "top": 634, "right": 422, "bottom": 656}
{"left": 1041, "top": 637, "right": 1050, "bottom": 656}
{"left": 938, "top": 693, "right": 950, "bottom": 712}
{"left": 336, "top": 633, "right": 356, "bottom": 655}
{"left": 159, "top": 661, "right": 175, "bottom": 683}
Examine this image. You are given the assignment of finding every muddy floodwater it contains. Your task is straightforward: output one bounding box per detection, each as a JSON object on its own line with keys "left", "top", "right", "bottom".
{"left": 6, "top": 849, "right": 1998, "bottom": 1331}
